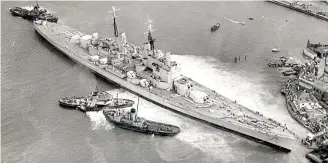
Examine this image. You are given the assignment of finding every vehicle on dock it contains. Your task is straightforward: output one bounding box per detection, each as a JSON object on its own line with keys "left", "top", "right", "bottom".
{"left": 211, "top": 23, "right": 220, "bottom": 32}
{"left": 34, "top": 6, "right": 298, "bottom": 151}
{"left": 103, "top": 97, "right": 180, "bottom": 136}
{"left": 9, "top": 2, "right": 58, "bottom": 23}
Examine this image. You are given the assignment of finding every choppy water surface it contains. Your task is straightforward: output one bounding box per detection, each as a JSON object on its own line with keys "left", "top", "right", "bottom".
{"left": 2, "top": 1, "right": 328, "bottom": 163}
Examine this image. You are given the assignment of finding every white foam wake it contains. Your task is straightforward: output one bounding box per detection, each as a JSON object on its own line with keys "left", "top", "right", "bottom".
{"left": 86, "top": 111, "right": 114, "bottom": 131}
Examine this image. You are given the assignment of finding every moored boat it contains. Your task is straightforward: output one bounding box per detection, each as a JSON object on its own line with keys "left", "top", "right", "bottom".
{"left": 282, "top": 69, "right": 298, "bottom": 76}
{"left": 59, "top": 96, "right": 85, "bottom": 108}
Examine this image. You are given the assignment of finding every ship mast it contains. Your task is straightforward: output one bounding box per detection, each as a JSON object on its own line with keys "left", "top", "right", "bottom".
{"left": 116, "top": 93, "right": 118, "bottom": 110}
{"left": 144, "top": 16, "right": 157, "bottom": 53}
{"left": 136, "top": 96, "right": 139, "bottom": 117}
{"left": 109, "top": 6, "right": 121, "bottom": 38}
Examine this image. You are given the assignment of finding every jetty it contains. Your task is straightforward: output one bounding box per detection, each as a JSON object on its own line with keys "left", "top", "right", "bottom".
{"left": 268, "top": 0, "right": 328, "bottom": 22}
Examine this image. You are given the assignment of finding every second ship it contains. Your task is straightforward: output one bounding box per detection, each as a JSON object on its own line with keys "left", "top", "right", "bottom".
{"left": 59, "top": 88, "right": 134, "bottom": 112}
{"left": 34, "top": 6, "right": 298, "bottom": 152}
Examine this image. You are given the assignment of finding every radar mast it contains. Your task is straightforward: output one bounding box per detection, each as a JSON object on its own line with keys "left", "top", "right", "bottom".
{"left": 109, "top": 6, "right": 121, "bottom": 37}
{"left": 144, "top": 16, "right": 157, "bottom": 52}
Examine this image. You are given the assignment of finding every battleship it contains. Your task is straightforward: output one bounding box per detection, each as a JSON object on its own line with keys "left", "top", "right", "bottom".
{"left": 34, "top": 6, "right": 298, "bottom": 151}
{"left": 103, "top": 97, "right": 180, "bottom": 136}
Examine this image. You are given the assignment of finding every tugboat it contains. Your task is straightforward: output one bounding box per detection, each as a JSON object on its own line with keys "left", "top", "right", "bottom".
{"left": 103, "top": 97, "right": 180, "bottom": 136}
{"left": 211, "top": 23, "right": 220, "bottom": 32}
{"left": 59, "top": 96, "right": 85, "bottom": 108}
{"left": 59, "top": 87, "right": 135, "bottom": 112}
{"left": 9, "top": 1, "right": 58, "bottom": 23}
{"left": 77, "top": 93, "right": 135, "bottom": 112}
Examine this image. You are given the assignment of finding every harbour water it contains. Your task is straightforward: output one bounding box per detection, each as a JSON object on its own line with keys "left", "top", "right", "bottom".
{"left": 2, "top": 1, "right": 328, "bottom": 163}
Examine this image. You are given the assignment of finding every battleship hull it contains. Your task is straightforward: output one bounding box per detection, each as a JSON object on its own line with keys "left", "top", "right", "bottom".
{"left": 34, "top": 21, "right": 297, "bottom": 152}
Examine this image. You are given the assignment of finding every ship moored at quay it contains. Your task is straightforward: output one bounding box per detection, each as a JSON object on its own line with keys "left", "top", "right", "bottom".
{"left": 34, "top": 6, "right": 298, "bottom": 152}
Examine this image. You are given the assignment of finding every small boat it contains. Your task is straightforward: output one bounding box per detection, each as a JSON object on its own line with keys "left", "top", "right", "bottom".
{"left": 249, "top": 17, "right": 254, "bottom": 20}
{"left": 211, "top": 23, "right": 220, "bottom": 32}
{"left": 282, "top": 69, "right": 297, "bottom": 76}
{"left": 272, "top": 48, "right": 280, "bottom": 52}
{"left": 59, "top": 96, "right": 85, "bottom": 108}
{"left": 103, "top": 97, "right": 180, "bottom": 136}
{"left": 240, "top": 22, "right": 246, "bottom": 25}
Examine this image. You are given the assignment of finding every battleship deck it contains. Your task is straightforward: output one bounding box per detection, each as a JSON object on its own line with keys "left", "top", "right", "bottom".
{"left": 34, "top": 21, "right": 298, "bottom": 152}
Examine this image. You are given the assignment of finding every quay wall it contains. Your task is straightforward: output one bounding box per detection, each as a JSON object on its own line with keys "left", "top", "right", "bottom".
{"left": 268, "top": 0, "right": 328, "bottom": 22}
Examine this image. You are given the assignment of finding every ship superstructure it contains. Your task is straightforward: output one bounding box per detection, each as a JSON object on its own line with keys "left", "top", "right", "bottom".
{"left": 34, "top": 6, "right": 298, "bottom": 151}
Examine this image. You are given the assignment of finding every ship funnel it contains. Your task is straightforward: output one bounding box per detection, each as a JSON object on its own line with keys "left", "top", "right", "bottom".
{"left": 130, "top": 108, "right": 136, "bottom": 121}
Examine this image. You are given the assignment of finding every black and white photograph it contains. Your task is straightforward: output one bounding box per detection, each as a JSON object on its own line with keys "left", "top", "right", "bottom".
{"left": 1, "top": 0, "right": 328, "bottom": 162}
